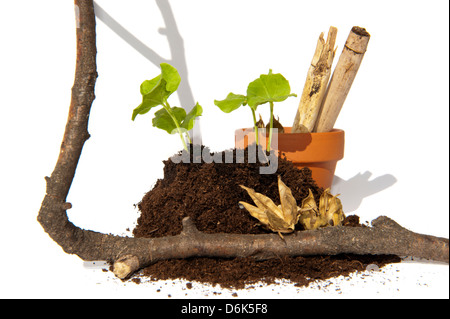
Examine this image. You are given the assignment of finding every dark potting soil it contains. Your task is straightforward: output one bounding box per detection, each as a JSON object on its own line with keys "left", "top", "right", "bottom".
{"left": 132, "top": 145, "right": 401, "bottom": 289}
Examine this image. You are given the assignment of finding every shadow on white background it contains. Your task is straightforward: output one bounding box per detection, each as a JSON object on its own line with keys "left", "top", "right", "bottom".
{"left": 94, "top": 0, "right": 202, "bottom": 143}
{"left": 332, "top": 171, "right": 397, "bottom": 213}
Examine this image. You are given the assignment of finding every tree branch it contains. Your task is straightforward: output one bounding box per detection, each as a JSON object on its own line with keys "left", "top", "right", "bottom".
{"left": 37, "top": 0, "right": 449, "bottom": 280}
{"left": 115, "top": 216, "right": 450, "bottom": 279}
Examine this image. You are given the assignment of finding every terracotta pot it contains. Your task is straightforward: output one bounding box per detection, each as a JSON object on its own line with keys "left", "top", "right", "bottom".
{"left": 235, "top": 127, "right": 345, "bottom": 189}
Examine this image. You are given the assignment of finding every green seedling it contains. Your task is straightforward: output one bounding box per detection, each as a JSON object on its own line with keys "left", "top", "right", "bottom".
{"left": 214, "top": 70, "right": 296, "bottom": 151}
{"left": 132, "top": 63, "right": 203, "bottom": 151}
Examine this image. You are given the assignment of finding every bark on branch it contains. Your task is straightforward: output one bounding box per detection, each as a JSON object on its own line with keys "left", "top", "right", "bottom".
{"left": 37, "top": 0, "right": 449, "bottom": 280}
{"left": 112, "top": 216, "right": 449, "bottom": 279}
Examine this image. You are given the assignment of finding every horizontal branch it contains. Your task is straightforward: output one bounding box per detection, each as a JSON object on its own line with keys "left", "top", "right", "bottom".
{"left": 111, "top": 216, "right": 449, "bottom": 279}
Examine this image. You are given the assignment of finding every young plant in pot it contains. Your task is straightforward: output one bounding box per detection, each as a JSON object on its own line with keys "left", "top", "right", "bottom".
{"left": 214, "top": 69, "right": 296, "bottom": 153}
{"left": 214, "top": 26, "right": 369, "bottom": 190}
{"left": 214, "top": 68, "right": 344, "bottom": 190}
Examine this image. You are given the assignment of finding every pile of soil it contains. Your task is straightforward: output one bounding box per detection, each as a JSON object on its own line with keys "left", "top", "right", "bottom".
{"left": 132, "top": 145, "right": 400, "bottom": 289}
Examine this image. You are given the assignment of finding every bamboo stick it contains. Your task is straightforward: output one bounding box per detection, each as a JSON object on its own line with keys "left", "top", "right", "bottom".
{"left": 292, "top": 26, "right": 338, "bottom": 133}
{"left": 314, "top": 26, "right": 370, "bottom": 132}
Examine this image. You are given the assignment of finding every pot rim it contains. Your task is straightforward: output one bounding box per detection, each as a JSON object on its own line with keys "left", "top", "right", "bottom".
{"left": 234, "top": 127, "right": 344, "bottom": 135}
{"left": 235, "top": 127, "right": 345, "bottom": 162}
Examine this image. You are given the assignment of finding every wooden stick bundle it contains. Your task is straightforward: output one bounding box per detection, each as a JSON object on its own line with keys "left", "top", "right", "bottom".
{"left": 292, "top": 27, "right": 338, "bottom": 133}
{"left": 314, "top": 27, "right": 370, "bottom": 132}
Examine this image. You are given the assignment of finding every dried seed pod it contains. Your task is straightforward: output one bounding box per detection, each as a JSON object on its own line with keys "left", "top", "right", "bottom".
{"left": 298, "top": 188, "right": 345, "bottom": 230}
{"left": 266, "top": 115, "right": 285, "bottom": 133}
{"left": 278, "top": 175, "right": 299, "bottom": 226}
{"left": 320, "top": 188, "right": 345, "bottom": 226}
{"left": 240, "top": 181, "right": 345, "bottom": 235}
{"left": 239, "top": 176, "right": 299, "bottom": 238}
{"left": 298, "top": 189, "right": 324, "bottom": 230}
{"left": 239, "top": 185, "right": 283, "bottom": 219}
{"left": 239, "top": 201, "right": 269, "bottom": 226}
{"left": 256, "top": 114, "right": 265, "bottom": 128}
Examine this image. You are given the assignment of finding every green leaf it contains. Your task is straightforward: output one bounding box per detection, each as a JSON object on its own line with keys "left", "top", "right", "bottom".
{"left": 246, "top": 70, "right": 296, "bottom": 108}
{"left": 132, "top": 102, "right": 147, "bottom": 121}
{"left": 181, "top": 102, "right": 203, "bottom": 131}
{"left": 131, "top": 63, "right": 181, "bottom": 121}
{"left": 214, "top": 93, "right": 247, "bottom": 113}
{"left": 152, "top": 106, "right": 186, "bottom": 134}
{"left": 140, "top": 75, "right": 161, "bottom": 95}
{"left": 160, "top": 63, "right": 181, "bottom": 93}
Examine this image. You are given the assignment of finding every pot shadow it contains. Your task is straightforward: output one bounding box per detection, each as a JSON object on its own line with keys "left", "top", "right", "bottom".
{"left": 93, "top": 0, "right": 202, "bottom": 143}
{"left": 331, "top": 171, "right": 397, "bottom": 214}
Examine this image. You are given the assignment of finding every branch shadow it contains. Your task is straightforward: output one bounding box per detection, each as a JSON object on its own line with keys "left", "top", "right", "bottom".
{"left": 93, "top": 0, "right": 202, "bottom": 142}
{"left": 331, "top": 171, "right": 397, "bottom": 213}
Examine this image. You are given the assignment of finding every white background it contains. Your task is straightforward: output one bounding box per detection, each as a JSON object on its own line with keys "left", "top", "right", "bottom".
{"left": 0, "top": 0, "right": 448, "bottom": 299}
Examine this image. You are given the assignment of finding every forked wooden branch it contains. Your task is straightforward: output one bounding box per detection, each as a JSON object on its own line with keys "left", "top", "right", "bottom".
{"left": 37, "top": 0, "right": 449, "bottom": 280}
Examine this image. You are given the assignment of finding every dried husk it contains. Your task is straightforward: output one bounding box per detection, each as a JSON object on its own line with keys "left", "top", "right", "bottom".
{"left": 239, "top": 176, "right": 300, "bottom": 237}
{"left": 240, "top": 178, "right": 345, "bottom": 235}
